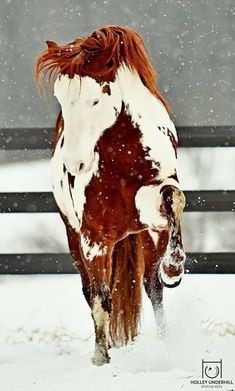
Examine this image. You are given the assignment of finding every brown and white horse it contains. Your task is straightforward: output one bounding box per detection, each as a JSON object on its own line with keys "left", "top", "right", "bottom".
{"left": 35, "top": 25, "right": 186, "bottom": 366}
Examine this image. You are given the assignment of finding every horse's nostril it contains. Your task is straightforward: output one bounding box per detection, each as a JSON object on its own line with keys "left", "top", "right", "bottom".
{"left": 78, "top": 162, "right": 85, "bottom": 171}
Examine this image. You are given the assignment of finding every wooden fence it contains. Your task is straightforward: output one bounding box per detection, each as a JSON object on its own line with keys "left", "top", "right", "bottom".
{"left": 0, "top": 126, "right": 234, "bottom": 274}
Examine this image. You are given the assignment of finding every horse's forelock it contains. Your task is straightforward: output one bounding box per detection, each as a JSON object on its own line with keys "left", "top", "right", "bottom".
{"left": 35, "top": 26, "right": 146, "bottom": 83}
{"left": 35, "top": 38, "right": 84, "bottom": 89}
{"left": 35, "top": 25, "right": 171, "bottom": 112}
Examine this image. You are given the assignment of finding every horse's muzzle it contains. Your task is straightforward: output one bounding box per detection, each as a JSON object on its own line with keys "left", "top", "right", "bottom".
{"left": 64, "top": 156, "right": 95, "bottom": 175}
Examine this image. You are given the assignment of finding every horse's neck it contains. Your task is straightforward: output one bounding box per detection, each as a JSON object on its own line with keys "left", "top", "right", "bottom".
{"left": 117, "top": 65, "right": 150, "bottom": 99}
{"left": 116, "top": 65, "right": 171, "bottom": 127}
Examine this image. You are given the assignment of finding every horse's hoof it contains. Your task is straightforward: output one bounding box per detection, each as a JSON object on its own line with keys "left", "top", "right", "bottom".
{"left": 158, "top": 262, "right": 183, "bottom": 288}
{"left": 160, "top": 275, "right": 182, "bottom": 288}
{"left": 91, "top": 349, "right": 110, "bottom": 366}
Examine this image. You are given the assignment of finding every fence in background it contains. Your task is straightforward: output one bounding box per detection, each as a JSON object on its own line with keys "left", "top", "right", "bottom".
{"left": 0, "top": 126, "right": 235, "bottom": 274}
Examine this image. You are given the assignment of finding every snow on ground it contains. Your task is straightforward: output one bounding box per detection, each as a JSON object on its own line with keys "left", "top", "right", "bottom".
{"left": 0, "top": 274, "right": 234, "bottom": 391}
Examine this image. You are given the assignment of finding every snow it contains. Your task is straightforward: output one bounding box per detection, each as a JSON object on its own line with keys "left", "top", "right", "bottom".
{"left": 0, "top": 274, "right": 234, "bottom": 390}
{"left": 0, "top": 153, "right": 52, "bottom": 192}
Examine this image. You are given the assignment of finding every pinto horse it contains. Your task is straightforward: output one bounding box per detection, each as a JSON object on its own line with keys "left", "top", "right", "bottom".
{"left": 35, "top": 25, "right": 186, "bottom": 366}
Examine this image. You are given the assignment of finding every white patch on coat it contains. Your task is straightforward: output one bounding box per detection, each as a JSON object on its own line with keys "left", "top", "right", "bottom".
{"left": 52, "top": 132, "right": 99, "bottom": 232}
{"left": 135, "top": 185, "right": 168, "bottom": 230}
{"left": 80, "top": 234, "right": 107, "bottom": 262}
{"left": 135, "top": 178, "right": 182, "bottom": 229}
{"left": 117, "top": 65, "right": 178, "bottom": 180}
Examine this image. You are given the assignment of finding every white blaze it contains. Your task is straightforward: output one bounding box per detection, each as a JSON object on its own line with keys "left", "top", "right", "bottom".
{"left": 54, "top": 74, "right": 122, "bottom": 174}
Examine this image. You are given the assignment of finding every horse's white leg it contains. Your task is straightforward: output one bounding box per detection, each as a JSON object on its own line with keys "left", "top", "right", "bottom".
{"left": 154, "top": 300, "right": 166, "bottom": 337}
{"left": 142, "top": 231, "right": 167, "bottom": 336}
{"left": 146, "top": 275, "right": 166, "bottom": 336}
{"left": 61, "top": 217, "right": 111, "bottom": 365}
{"left": 80, "top": 239, "right": 113, "bottom": 366}
{"left": 91, "top": 291, "right": 111, "bottom": 366}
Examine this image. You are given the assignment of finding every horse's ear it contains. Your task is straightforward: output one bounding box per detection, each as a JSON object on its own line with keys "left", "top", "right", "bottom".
{"left": 46, "top": 40, "right": 58, "bottom": 49}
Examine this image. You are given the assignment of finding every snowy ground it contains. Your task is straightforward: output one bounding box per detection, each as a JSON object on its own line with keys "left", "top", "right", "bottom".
{"left": 0, "top": 274, "right": 234, "bottom": 391}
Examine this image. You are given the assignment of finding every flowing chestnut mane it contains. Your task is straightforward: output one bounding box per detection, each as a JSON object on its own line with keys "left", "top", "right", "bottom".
{"left": 35, "top": 25, "right": 170, "bottom": 112}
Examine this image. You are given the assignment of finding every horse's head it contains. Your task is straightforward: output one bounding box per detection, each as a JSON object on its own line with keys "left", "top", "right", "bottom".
{"left": 35, "top": 25, "right": 170, "bottom": 174}
{"left": 54, "top": 74, "right": 121, "bottom": 174}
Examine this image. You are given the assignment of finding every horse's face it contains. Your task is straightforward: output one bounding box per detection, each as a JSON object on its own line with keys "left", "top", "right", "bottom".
{"left": 54, "top": 74, "right": 122, "bottom": 175}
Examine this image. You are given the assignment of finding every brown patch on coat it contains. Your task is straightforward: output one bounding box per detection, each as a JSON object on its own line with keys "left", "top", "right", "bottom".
{"left": 102, "top": 84, "right": 111, "bottom": 95}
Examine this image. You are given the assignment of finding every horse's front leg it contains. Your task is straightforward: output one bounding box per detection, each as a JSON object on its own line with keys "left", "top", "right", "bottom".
{"left": 136, "top": 182, "right": 186, "bottom": 290}
{"left": 81, "top": 241, "right": 113, "bottom": 366}
{"left": 91, "top": 277, "right": 112, "bottom": 366}
{"left": 141, "top": 230, "right": 168, "bottom": 336}
{"left": 158, "top": 184, "right": 186, "bottom": 288}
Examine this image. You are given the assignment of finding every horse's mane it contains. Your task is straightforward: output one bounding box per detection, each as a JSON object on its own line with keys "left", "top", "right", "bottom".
{"left": 35, "top": 25, "right": 170, "bottom": 112}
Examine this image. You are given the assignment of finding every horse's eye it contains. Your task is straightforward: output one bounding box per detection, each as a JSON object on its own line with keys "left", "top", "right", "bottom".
{"left": 92, "top": 99, "right": 99, "bottom": 106}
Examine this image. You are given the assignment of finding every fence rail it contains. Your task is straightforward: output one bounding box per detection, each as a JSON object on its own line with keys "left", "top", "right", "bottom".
{"left": 0, "top": 253, "right": 234, "bottom": 274}
{"left": 0, "top": 191, "right": 234, "bottom": 213}
{"left": 1, "top": 126, "right": 235, "bottom": 150}
{"left": 0, "top": 126, "right": 234, "bottom": 274}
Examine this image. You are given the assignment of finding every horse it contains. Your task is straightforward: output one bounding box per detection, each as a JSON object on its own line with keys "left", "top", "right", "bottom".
{"left": 35, "top": 25, "right": 186, "bottom": 366}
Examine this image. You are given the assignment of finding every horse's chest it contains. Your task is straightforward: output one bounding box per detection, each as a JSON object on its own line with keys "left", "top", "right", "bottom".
{"left": 51, "top": 136, "right": 96, "bottom": 232}
{"left": 52, "top": 153, "right": 139, "bottom": 237}
{"left": 52, "top": 121, "right": 177, "bottom": 234}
